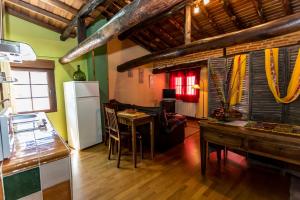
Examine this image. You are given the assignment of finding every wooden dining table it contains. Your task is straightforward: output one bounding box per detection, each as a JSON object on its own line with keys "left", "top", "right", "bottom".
{"left": 117, "top": 111, "right": 155, "bottom": 168}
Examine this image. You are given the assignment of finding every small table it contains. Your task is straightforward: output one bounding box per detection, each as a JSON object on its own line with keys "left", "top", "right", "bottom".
{"left": 117, "top": 111, "right": 155, "bottom": 168}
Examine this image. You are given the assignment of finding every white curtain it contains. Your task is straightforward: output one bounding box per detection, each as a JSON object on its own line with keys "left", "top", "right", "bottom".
{"left": 0, "top": 61, "right": 16, "bottom": 112}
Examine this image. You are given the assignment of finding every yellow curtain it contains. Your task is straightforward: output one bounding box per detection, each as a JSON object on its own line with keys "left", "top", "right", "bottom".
{"left": 229, "top": 54, "right": 247, "bottom": 106}
{"left": 265, "top": 48, "right": 300, "bottom": 104}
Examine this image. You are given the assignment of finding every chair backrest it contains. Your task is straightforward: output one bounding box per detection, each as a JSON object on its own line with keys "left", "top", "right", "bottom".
{"left": 103, "top": 103, "right": 118, "bottom": 127}
{"left": 104, "top": 107, "right": 120, "bottom": 138}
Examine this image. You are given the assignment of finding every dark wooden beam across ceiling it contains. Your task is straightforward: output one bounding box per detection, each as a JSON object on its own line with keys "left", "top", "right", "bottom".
{"left": 221, "top": 0, "right": 245, "bottom": 29}
{"left": 60, "top": 0, "right": 106, "bottom": 41}
{"left": 60, "top": 0, "right": 185, "bottom": 64}
{"left": 6, "top": 0, "right": 70, "bottom": 24}
{"left": 6, "top": 7, "right": 75, "bottom": 37}
{"left": 250, "top": 0, "right": 265, "bottom": 23}
{"left": 152, "top": 60, "right": 207, "bottom": 74}
{"left": 117, "top": 12, "right": 300, "bottom": 72}
{"left": 118, "top": 1, "right": 186, "bottom": 40}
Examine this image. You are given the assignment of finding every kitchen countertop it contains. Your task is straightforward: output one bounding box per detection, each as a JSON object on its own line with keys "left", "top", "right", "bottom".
{"left": 1, "top": 112, "right": 70, "bottom": 175}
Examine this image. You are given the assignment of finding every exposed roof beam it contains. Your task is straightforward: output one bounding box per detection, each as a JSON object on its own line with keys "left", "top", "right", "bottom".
{"left": 138, "top": 30, "right": 166, "bottom": 50}
{"left": 142, "top": 29, "right": 171, "bottom": 49}
{"left": 39, "top": 0, "right": 77, "bottom": 15}
{"left": 6, "top": 7, "right": 75, "bottom": 37}
{"left": 117, "top": 12, "right": 300, "bottom": 72}
{"left": 131, "top": 34, "right": 158, "bottom": 52}
{"left": 159, "top": 25, "right": 182, "bottom": 45}
{"left": 60, "top": 0, "right": 106, "bottom": 41}
{"left": 199, "top": 3, "right": 224, "bottom": 34}
{"left": 152, "top": 60, "right": 207, "bottom": 74}
{"left": 168, "top": 17, "right": 196, "bottom": 41}
{"left": 6, "top": 0, "right": 70, "bottom": 24}
{"left": 148, "top": 25, "right": 178, "bottom": 47}
{"left": 250, "top": 0, "right": 265, "bottom": 23}
{"left": 280, "top": 0, "right": 293, "bottom": 15}
{"left": 118, "top": 1, "right": 186, "bottom": 40}
{"left": 60, "top": 0, "right": 185, "bottom": 64}
{"left": 221, "top": 0, "right": 245, "bottom": 29}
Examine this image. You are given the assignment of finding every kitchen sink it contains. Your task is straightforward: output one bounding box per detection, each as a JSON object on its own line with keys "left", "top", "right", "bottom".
{"left": 11, "top": 114, "right": 40, "bottom": 133}
{"left": 12, "top": 114, "right": 38, "bottom": 124}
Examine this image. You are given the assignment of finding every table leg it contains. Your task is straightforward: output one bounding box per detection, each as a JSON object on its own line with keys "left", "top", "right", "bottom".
{"left": 200, "top": 128, "right": 207, "bottom": 175}
{"left": 131, "top": 123, "right": 137, "bottom": 168}
{"left": 150, "top": 120, "right": 154, "bottom": 160}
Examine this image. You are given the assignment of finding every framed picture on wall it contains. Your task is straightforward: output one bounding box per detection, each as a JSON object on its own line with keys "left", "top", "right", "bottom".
{"left": 149, "top": 75, "right": 154, "bottom": 88}
{"left": 128, "top": 70, "right": 133, "bottom": 77}
{"left": 138, "top": 68, "right": 144, "bottom": 84}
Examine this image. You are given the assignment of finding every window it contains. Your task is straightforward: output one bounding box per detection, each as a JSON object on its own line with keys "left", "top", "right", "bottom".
{"left": 175, "top": 77, "right": 182, "bottom": 95}
{"left": 186, "top": 76, "right": 196, "bottom": 95}
{"left": 169, "top": 69, "right": 200, "bottom": 103}
{"left": 11, "top": 60, "right": 57, "bottom": 113}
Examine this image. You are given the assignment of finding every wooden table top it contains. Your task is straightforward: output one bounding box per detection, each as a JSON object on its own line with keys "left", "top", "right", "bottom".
{"left": 117, "top": 111, "right": 150, "bottom": 120}
{"left": 1, "top": 113, "right": 70, "bottom": 175}
{"left": 199, "top": 119, "right": 300, "bottom": 141}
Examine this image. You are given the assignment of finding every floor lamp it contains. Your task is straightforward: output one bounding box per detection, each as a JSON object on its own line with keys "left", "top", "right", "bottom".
{"left": 192, "top": 80, "right": 207, "bottom": 119}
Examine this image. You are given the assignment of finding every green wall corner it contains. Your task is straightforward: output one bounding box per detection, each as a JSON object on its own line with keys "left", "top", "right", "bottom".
{"left": 86, "top": 19, "right": 109, "bottom": 134}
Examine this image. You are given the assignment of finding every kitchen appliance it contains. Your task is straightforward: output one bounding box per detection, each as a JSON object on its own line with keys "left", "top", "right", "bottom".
{"left": 0, "top": 107, "right": 13, "bottom": 161}
{"left": 64, "top": 81, "right": 102, "bottom": 150}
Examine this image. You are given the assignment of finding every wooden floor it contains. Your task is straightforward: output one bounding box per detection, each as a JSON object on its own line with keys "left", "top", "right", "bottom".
{"left": 71, "top": 125, "right": 290, "bottom": 200}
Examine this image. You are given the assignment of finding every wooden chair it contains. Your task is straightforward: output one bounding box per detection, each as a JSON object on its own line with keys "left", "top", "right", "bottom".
{"left": 104, "top": 107, "right": 143, "bottom": 168}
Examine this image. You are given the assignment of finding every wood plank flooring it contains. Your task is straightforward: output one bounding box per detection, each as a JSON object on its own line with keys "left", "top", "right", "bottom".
{"left": 71, "top": 130, "right": 290, "bottom": 200}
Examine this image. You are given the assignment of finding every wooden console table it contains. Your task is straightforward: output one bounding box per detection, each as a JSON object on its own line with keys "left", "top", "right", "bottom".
{"left": 199, "top": 120, "right": 300, "bottom": 175}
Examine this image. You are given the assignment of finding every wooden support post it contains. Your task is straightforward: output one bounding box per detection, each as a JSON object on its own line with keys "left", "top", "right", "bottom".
{"left": 77, "top": 17, "right": 86, "bottom": 43}
{"left": 60, "top": 0, "right": 106, "bottom": 41}
{"left": 185, "top": 1, "right": 192, "bottom": 44}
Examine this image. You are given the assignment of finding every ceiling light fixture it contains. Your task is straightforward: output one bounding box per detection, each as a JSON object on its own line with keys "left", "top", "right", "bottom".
{"left": 203, "top": 0, "right": 210, "bottom": 5}
{"left": 194, "top": 5, "right": 200, "bottom": 14}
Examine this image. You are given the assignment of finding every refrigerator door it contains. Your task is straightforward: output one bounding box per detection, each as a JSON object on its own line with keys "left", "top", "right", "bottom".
{"left": 76, "top": 97, "right": 102, "bottom": 149}
{"left": 74, "top": 82, "right": 99, "bottom": 98}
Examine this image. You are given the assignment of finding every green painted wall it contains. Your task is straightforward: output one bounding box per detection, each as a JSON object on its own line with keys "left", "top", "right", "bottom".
{"left": 86, "top": 19, "right": 109, "bottom": 133}
{"left": 4, "top": 14, "right": 88, "bottom": 140}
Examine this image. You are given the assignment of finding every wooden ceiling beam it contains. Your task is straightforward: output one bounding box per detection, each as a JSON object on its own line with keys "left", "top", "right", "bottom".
{"left": 118, "top": 1, "right": 186, "bottom": 40}
{"left": 143, "top": 29, "right": 171, "bottom": 49}
{"left": 138, "top": 30, "right": 166, "bottom": 50}
{"left": 60, "top": 0, "right": 106, "bottom": 41}
{"left": 6, "top": 7, "right": 75, "bottom": 37}
{"left": 180, "top": 10, "right": 208, "bottom": 39}
{"left": 221, "top": 0, "right": 245, "bottom": 29}
{"left": 152, "top": 60, "right": 207, "bottom": 74}
{"left": 6, "top": 0, "right": 70, "bottom": 24}
{"left": 280, "top": 0, "right": 293, "bottom": 15}
{"left": 148, "top": 26, "right": 178, "bottom": 47}
{"left": 159, "top": 25, "right": 182, "bottom": 45}
{"left": 39, "top": 0, "right": 77, "bottom": 15}
{"left": 168, "top": 17, "right": 196, "bottom": 41}
{"left": 199, "top": 3, "right": 224, "bottom": 34}
{"left": 117, "top": 12, "right": 300, "bottom": 72}
{"left": 130, "top": 34, "right": 158, "bottom": 52}
{"left": 250, "top": 0, "right": 265, "bottom": 23}
{"left": 60, "top": 0, "right": 185, "bottom": 64}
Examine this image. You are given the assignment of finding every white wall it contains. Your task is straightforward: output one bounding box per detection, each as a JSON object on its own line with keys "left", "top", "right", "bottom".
{"left": 107, "top": 38, "right": 166, "bottom": 107}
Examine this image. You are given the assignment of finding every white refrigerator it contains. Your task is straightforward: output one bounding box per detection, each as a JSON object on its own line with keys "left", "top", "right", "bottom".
{"left": 64, "top": 81, "right": 102, "bottom": 150}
